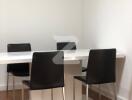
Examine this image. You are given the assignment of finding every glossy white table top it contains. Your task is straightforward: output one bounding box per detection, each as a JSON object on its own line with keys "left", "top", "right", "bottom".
{"left": 0, "top": 49, "right": 125, "bottom": 64}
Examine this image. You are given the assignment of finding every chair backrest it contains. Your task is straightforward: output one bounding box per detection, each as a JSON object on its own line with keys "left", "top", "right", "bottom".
{"left": 57, "top": 42, "right": 76, "bottom": 50}
{"left": 30, "top": 51, "right": 64, "bottom": 90}
{"left": 86, "top": 49, "right": 116, "bottom": 84}
{"left": 8, "top": 43, "right": 31, "bottom": 52}
{"left": 7, "top": 43, "right": 31, "bottom": 73}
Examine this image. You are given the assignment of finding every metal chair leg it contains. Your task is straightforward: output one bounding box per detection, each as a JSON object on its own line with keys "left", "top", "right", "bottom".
{"left": 7, "top": 73, "right": 9, "bottom": 95}
{"left": 51, "top": 89, "right": 53, "bottom": 100}
{"left": 98, "top": 85, "right": 101, "bottom": 100}
{"left": 73, "top": 78, "right": 75, "bottom": 100}
{"left": 22, "top": 84, "right": 24, "bottom": 100}
{"left": 29, "top": 90, "right": 31, "bottom": 100}
{"left": 113, "top": 83, "right": 117, "bottom": 100}
{"left": 12, "top": 75, "right": 15, "bottom": 100}
{"left": 86, "top": 85, "right": 89, "bottom": 100}
{"left": 62, "top": 87, "right": 65, "bottom": 100}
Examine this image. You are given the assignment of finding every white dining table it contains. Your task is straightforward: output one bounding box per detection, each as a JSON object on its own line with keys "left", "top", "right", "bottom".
{"left": 0, "top": 49, "right": 125, "bottom": 100}
{"left": 0, "top": 49, "right": 125, "bottom": 64}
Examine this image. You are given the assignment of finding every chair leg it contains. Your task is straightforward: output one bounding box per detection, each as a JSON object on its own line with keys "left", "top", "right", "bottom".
{"left": 22, "top": 84, "right": 24, "bottom": 100}
{"left": 98, "top": 84, "right": 101, "bottom": 100}
{"left": 6, "top": 73, "right": 9, "bottom": 95}
{"left": 62, "top": 87, "right": 65, "bottom": 100}
{"left": 113, "top": 83, "right": 117, "bottom": 100}
{"left": 12, "top": 75, "right": 15, "bottom": 100}
{"left": 73, "top": 78, "right": 75, "bottom": 100}
{"left": 86, "top": 85, "right": 89, "bottom": 100}
{"left": 51, "top": 89, "right": 53, "bottom": 100}
{"left": 29, "top": 90, "right": 31, "bottom": 100}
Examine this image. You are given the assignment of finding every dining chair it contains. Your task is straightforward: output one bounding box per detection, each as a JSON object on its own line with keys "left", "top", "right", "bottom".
{"left": 7, "top": 43, "right": 31, "bottom": 100}
{"left": 73, "top": 49, "right": 116, "bottom": 100}
{"left": 57, "top": 42, "right": 76, "bottom": 50}
{"left": 22, "top": 51, "right": 65, "bottom": 100}
{"left": 56, "top": 42, "right": 87, "bottom": 72}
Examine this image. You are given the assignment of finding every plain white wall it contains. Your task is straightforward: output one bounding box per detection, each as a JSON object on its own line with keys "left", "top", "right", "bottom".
{"left": 83, "top": 0, "right": 132, "bottom": 100}
{"left": 0, "top": 0, "right": 83, "bottom": 90}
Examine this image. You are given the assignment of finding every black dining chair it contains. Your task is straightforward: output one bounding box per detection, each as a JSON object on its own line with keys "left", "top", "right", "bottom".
{"left": 22, "top": 51, "right": 65, "bottom": 100}
{"left": 7, "top": 43, "right": 31, "bottom": 99}
{"left": 57, "top": 42, "right": 76, "bottom": 50}
{"left": 73, "top": 49, "right": 116, "bottom": 100}
{"left": 56, "top": 42, "right": 87, "bottom": 72}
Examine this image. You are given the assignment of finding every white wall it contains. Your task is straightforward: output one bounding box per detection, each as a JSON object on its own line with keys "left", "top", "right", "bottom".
{"left": 83, "top": 0, "right": 132, "bottom": 100}
{"left": 0, "top": 0, "right": 83, "bottom": 90}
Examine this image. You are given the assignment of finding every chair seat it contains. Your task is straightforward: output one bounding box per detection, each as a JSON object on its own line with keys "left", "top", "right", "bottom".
{"left": 11, "top": 72, "right": 29, "bottom": 76}
{"left": 74, "top": 76, "right": 87, "bottom": 83}
{"left": 23, "top": 80, "right": 64, "bottom": 90}
{"left": 82, "top": 67, "right": 87, "bottom": 72}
